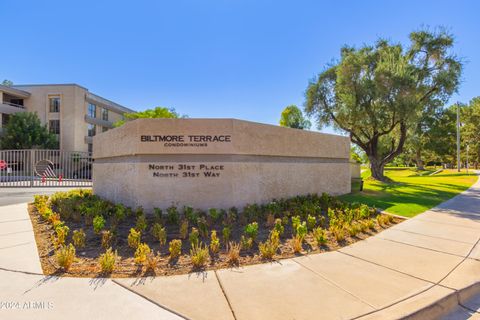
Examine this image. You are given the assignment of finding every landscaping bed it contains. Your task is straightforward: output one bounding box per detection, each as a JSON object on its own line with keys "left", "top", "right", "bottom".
{"left": 29, "top": 190, "right": 403, "bottom": 278}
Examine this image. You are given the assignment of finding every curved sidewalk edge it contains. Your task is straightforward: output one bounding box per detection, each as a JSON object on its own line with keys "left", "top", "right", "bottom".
{"left": 355, "top": 173, "right": 480, "bottom": 320}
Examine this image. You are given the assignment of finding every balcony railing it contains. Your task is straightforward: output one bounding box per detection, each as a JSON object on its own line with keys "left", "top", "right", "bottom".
{"left": 84, "top": 115, "right": 114, "bottom": 128}
{"left": 0, "top": 101, "right": 27, "bottom": 115}
{"left": 2, "top": 101, "right": 25, "bottom": 109}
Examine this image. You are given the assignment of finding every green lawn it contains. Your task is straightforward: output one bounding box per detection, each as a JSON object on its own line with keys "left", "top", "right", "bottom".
{"left": 340, "top": 168, "right": 478, "bottom": 217}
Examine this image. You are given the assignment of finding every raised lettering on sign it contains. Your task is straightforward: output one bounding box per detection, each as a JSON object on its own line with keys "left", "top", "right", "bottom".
{"left": 140, "top": 135, "right": 231, "bottom": 143}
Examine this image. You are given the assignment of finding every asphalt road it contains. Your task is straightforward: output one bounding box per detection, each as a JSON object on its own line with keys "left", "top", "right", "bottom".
{"left": 0, "top": 187, "right": 91, "bottom": 206}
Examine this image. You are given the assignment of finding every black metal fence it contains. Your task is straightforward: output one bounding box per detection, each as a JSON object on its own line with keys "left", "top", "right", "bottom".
{"left": 0, "top": 149, "right": 92, "bottom": 187}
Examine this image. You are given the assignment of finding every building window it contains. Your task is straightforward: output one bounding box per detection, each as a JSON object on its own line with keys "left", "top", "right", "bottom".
{"left": 49, "top": 120, "right": 60, "bottom": 134}
{"left": 88, "top": 103, "right": 96, "bottom": 118}
{"left": 49, "top": 97, "right": 60, "bottom": 112}
{"left": 102, "top": 126, "right": 109, "bottom": 133}
{"left": 87, "top": 124, "right": 96, "bottom": 136}
{"left": 10, "top": 98, "right": 24, "bottom": 106}
{"left": 101, "top": 108, "right": 108, "bottom": 121}
{"left": 88, "top": 143, "right": 93, "bottom": 153}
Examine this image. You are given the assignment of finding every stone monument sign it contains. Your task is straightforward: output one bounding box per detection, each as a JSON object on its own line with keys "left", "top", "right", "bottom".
{"left": 92, "top": 119, "right": 351, "bottom": 211}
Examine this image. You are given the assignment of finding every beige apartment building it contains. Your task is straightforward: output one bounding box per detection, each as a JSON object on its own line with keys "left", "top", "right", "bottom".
{"left": 0, "top": 83, "right": 134, "bottom": 153}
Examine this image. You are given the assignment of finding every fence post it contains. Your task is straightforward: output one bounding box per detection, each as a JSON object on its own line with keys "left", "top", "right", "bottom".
{"left": 30, "top": 149, "right": 34, "bottom": 187}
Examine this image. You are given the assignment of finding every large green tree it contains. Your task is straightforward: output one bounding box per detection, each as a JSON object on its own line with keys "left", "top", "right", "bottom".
{"left": 279, "top": 105, "right": 311, "bottom": 129}
{"left": 405, "top": 111, "right": 441, "bottom": 170}
{"left": 1, "top": 112, "right": 58, "bottom": 149}
{"left": 305, "top": 29, "right": 462, "bottom": 181}
{"left": 422, "top": 105, "right": 457, "bottom": 166}
{"left": 460, "top": 98, "right": 480, "bottom": 168}
{"left": 114, "top": 106, "right": 185, "bottom": 127}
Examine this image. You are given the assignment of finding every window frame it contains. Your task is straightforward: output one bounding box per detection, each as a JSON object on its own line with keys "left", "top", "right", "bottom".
{"left": 87, "top": 123, "right": 96, "bottom": 137}
{"left": 48, "top": 120, "right": 60, "bottom": 134}
{"left": 101, "top": 107, "right": 108, "bottom": 121}
{"left": 87, "top": 103, "right": 97, "bottom": 118}
{"left": 49, "top": 96, "right": 61, "bottom": 113}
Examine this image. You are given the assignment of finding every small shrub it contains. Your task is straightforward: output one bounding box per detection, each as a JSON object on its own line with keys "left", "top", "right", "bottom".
{"left": 190, "top": 243, "right": 209, "bottom": 268}
{"left": 166, "top": 205, "right": 179, "bottom": 225}
{"left": 222, "top": 226, "right": 231, "bottom": 246}
{"left": 274, "top": 218, "right": 284, "bottom": 236}
{"left": 244, "top": 222, "right": 258, "bottom": 241}
{"left": 135, "top": 214, "right": 148, "bottom": 232}
{"left": 114, "top": 204, "right": 126, "bottom": 224}
{"left": 209, "top": 230, "right": 220, "bottom": 254}
{"left": 49, "top": 212, "right": 61, "bottom": 225}
{"left": 93, "top": 215, "right": 106, "bottom": 234}
{"left": 330, "top": 225, "right": 345, "bottom": 242}
{"left": 54, "top": 225, "right": 70, "bottom": 248}
{"left": 135, "top": 206, "right": 144, "bottom": 217}
{"left": 240, "top": 235, "right": 254, "bottom": 250}
{"left": 39, "top": 206, "right": 54, "bottom": 220}
{"left": 153, "top": 208, "right": 163, "bottom": 222}
{"left": 197, "top": 216, "right": 209, "bottom": 238}
{"left": 227, "top": 242, "right": 241, "bottom": 265}
{"left": 34, "top": 194, "right": 49, "bottom": 207}
{"left": 386, "top": 214, "right": 394, "bottom": 223}
{"left": 179, "top": 219, "right": 189, "bottom": 239}
{"left": 145, "top": 252, "right": 160, "bottom": 271}
{"left": 134, "top": 243, "right": 151, "bottom": 265}
{"left": 359, "top": 220, "right": 369, "bottom": 233}
{"left": 377, "top": 214, "right": 391, "bottom": 227}
{"left": 52, "top": 218, "right": 64, "bottom": 231}
{"left": 56, "top": 244, "right": 76, "bottom": 271}
{"left": 307, "top": 214, "right": 316, "bottom": 231}
{"left": 151, "top": 223, "right": 167, "bottom": 246}
{"left": 296, "top": 221, "right": 308, "bottom": 240}
{"left": 224, "top": 207, "right": 237, "bottom": 225}
{"left": 189, "top": 227, "right": 200, "bottom": 247}
{"left": 72, "top": 229, "right": 86, "bottom": 248}
{"left": 346, "top": 222, "right": 361, "bottom": 237}
{"left": 101, "top": 230, "right": 114, "bottom": 249}
{"left": 184, "top": 206, "right": 197, "bottom": 224}
{"left": 291, "top": 215, "right": 301, "bottom": 231}
{"left": 127, "top": 228, "right": 141, "bottom": 249}
{"left": 259, "top": 230, "right": 280, "bottom": 260}
{"left": 169, "top": 239, "right": 182, "bottom": 260}
{"left": 291, "top": 235, "right": 303, "bottom": 253}
{"left": 366, "top": 218, "right": 376, "bottom": 230}
{"left": 208, "top": 208, "right": 221, "bottom": 223}
{"left": 313, "top": 227, "right": 326, "bottom": 247}
{"left": 98, "top": 248, "right": 117, "bottom": 273}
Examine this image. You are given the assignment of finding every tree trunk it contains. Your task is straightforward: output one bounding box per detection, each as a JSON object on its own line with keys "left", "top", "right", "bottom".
{"left": 416, "top": 149, "right": 425, "bottom": 170}
{"left": 369, "top": 157, "right": 386, "bottom": 181}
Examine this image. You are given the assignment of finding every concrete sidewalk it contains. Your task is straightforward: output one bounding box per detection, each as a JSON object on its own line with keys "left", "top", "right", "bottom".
{"left": 0, "top": 179, "right": 479, "bottom": 319}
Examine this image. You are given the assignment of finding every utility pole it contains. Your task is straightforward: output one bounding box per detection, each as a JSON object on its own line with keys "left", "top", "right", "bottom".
{"left": 457, "top": 103, "right": 461, "bottom": 172}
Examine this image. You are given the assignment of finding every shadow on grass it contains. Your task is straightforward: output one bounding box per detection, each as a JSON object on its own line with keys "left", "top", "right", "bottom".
{"left": 426, "top": 173, "right": 478, "bottom": 178}
{"left": 341, "top": 179, "right": 474, "bottom": 216}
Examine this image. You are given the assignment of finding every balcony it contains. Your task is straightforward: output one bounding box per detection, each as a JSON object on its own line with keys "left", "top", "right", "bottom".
{"left": 0, "top": 101, "right": 26, "bottom": 115}
{"left": 84, "top": 115, "right": 114, "bottom": 129}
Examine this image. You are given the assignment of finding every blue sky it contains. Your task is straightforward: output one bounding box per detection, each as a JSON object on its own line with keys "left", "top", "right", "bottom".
{"left": 1, "top": 0, "right": 479, "bottom": 133}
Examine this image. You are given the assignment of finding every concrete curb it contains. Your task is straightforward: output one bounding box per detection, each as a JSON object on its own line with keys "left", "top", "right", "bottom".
{"left": 402, "top": 281, "right": 480, "bottom": 320}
